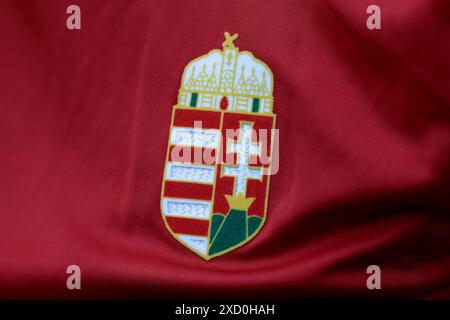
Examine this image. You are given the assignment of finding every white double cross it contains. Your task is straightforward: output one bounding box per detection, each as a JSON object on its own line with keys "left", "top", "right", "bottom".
{"left": 222, "top": 123, "right": 262, "bottom": 196}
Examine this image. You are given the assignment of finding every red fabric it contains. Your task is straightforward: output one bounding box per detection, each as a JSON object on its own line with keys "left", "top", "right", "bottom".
{"left": 0, "top": 0, "right": 449, "bottom": 299}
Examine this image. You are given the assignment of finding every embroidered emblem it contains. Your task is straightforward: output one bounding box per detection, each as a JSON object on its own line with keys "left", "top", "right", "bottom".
{"left": 161, "top": 32, "right": 276, "bottom": 260}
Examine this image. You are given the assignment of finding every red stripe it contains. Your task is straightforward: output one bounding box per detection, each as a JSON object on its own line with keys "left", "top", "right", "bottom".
{"left": 223, "top": 152, "right": 238, "bottom": 165}
{"left": 173, "top": 108, "right": 221, "bottom": 129}
{"left": 164, "top": 181, "right": 213, "bottom": 200}
{"left": 168, "top": 146, "right": 217, "bottom": 165}
{"left": 166, "top": 217, "right": 209, "bottom": 236}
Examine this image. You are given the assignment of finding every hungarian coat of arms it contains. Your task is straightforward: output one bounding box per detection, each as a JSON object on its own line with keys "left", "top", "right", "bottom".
{"left": 161, "top": 32, "right": 277, "bottom": 260}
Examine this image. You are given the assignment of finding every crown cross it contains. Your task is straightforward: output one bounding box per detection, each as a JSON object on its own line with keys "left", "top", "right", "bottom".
{"left": 222, "top": 32, "right": 238, "bottom": 49}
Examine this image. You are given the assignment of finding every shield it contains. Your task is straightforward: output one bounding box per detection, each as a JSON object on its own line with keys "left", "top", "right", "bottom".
{"left": 160, "top": 33, "right": 276, "bottom": 260}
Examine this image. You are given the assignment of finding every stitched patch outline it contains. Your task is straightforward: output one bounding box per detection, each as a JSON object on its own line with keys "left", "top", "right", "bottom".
{"left": 161, "top": 32, "right": 276, "bottom": 260}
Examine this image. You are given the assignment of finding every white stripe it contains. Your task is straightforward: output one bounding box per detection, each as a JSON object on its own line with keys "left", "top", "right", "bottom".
{"left": 171, "top": 127, "right": 220, "bottom": 149}
{"left": 165, "top": 162, "right": 215, "bottom": 184}
{"left": 178, "top": 235, "right": 208, "bottom": 255}
{"left": 162, "top": 198, "right": 211, "bottom": 220}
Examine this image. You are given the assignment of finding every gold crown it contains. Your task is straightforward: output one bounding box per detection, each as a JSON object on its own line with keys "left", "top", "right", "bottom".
{"left": 224, "top": 194, "right": 255, "bottom": 211}
{"left": 178, "top": 32, "right": 274, "bottom": 114}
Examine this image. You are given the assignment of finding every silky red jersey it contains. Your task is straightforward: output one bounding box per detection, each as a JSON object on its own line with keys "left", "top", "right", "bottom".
{"left": 0, "top": 0, "right": 449, "bottom": 299}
